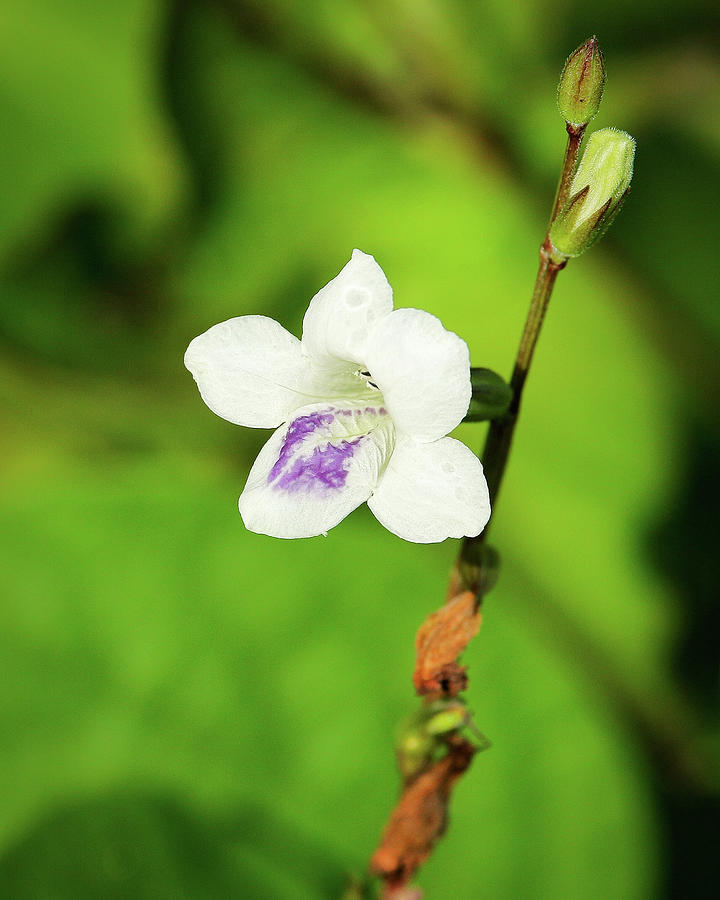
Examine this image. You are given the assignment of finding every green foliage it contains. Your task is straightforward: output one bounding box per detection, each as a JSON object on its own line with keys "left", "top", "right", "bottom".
{"left": 1, "top": 1, "right": 718, "bottom": 897}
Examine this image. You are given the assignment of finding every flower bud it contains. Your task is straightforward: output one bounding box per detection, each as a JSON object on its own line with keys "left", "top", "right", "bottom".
{"left": 458, "top": 542, "right": 500, "bottom": 596}
{"left": 550, "top": 127, "right": 635, "bottom": 258}
{"left": 465, "top": 368, "right": 513, "bottom": 422}
{"left": 395, "top": 700, "right": 469, "bottom": 780}
{"left": 424, "top": 702, "right": 468, "bottom": 737}
{"left": 557, "top": 36, "right": 606, "bottom": 127}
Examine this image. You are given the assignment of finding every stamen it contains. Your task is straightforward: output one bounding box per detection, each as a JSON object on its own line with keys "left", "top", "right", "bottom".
{"left": 357, "top": 369, "right": 379, "bottom": 390}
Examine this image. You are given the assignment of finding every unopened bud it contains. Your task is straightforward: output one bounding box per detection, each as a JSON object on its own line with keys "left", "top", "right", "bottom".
{"left": 395, "top": 700, "right": 469, "bottom": 780}
{"left": 465, "top": 368, "right": 513, "bottom": 422}
{"left": 424, "top": 702, "right": 468, "bottom": 737}
{"left": 557, "top": 36, "right": 606, "bottom": 127}
{"left": 459, "top": 542, "right": 500, "bottom": 596}
{"left": 550, "top": 127, "right": 635, "bottom": 258}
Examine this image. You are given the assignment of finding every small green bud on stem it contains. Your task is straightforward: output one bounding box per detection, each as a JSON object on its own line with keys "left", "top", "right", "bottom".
{"left": 458, "top": 541, "right": 500, "bottom": 596}
{"left": 550, "top": 127, "right": 635, "bottom": 259}
{"left": 395, "top": 699, "right": 470, "bottom": 781}
{"left": 465, "top": 368, "right": 513, "bottom": 422}
{"left": 557, "top": 36, "right": 606, "bottom": 127}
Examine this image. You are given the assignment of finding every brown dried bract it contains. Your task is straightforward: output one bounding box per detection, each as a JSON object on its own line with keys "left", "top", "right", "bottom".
{"left": 370, "top": 738, "right": 476, "bottom": 887}
{"left": 413, "top": 590, "right": 481, "bottom": 696}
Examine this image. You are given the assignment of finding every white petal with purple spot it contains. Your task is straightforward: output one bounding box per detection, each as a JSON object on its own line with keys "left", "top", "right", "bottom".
{"left": 239, "top": 403, "right": 395, "bottom": 538}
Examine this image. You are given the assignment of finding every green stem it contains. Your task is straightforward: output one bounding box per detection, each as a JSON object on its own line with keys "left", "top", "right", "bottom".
{"left": 549, "top": 123, "right": 586, "bottom": 225}
{"left": 476, "top": 240, "right": 564, "bottom": 521}
{"left": 460, "top": 125, "right": 583, "bottom": 578}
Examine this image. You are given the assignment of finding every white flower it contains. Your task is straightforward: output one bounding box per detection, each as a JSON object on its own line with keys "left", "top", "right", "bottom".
{"left": 184, "top": 250, "right": 491, "bottom": 542}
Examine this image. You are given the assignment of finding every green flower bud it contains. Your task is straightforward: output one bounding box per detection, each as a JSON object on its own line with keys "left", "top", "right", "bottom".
{"left": 395, "top": 700, "right": 470, "bottom": 780}
{"left": 465, "top": 368, "right": 513, "bottom": 422}
{"left": 550, "top": 127, "right": 635, "bottom": 258}
{"left": 395, "top": 723, "right": 434, "bottom": 781}
{"left": 424, "top": 703, "right": 468, "bottom": 737}
{"left": 459, "top": 542, "right": 500, "bottom": 596}
{"left": 557, "top": 36, "right": 606, "bottom": 127}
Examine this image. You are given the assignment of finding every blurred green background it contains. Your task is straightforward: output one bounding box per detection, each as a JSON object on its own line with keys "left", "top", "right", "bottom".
{"left": 1, "top": 1, "right": 718, "bottom": 897}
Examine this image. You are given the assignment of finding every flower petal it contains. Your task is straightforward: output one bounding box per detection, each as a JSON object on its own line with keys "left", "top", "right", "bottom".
{"left": 368, "top": 436, "right": 490, "bottom": 543}
{"left": 239, "top": 403, "right": 396, "bottom": 538}
{"left": 302, "top": 249, "right": 394, "bottom": 367}
{"left": 185, "top": 315, "right": 319, "bottom": 428}
{"left": 363, "top": 308, "right": 471, "bottom": 442}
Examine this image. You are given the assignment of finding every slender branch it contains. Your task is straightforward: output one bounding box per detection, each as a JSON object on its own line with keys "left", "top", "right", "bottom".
{"left": 475, "top": 240, "right": 564, "bottom": 520}
{"left": 549, "top": 123, "right": 586, "bottom": 226}
{"left": 461, "top": 126, "right": 583, "bottom": 558}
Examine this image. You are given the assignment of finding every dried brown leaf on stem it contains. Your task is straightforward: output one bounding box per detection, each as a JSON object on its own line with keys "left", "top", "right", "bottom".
{"left": 370, "top": 738, "right": 476, "bottom": 892}
{"left": 413, "top": 587, "right": 481, "bottom": 697}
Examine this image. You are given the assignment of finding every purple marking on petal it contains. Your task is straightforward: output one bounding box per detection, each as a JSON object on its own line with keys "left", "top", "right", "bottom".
{"left": 274, "top": 436, "right": 364, "bottom": 493}
{"left": 268, "top": 410, "right": 333, "bottom": 484}
{"left": 268, "top": 408, "right": 368, "bottom": 494}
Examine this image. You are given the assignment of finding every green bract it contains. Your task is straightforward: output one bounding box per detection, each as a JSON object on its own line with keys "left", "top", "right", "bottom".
{"left": 550, "top": 128, "right": 636, "bottom": 258}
